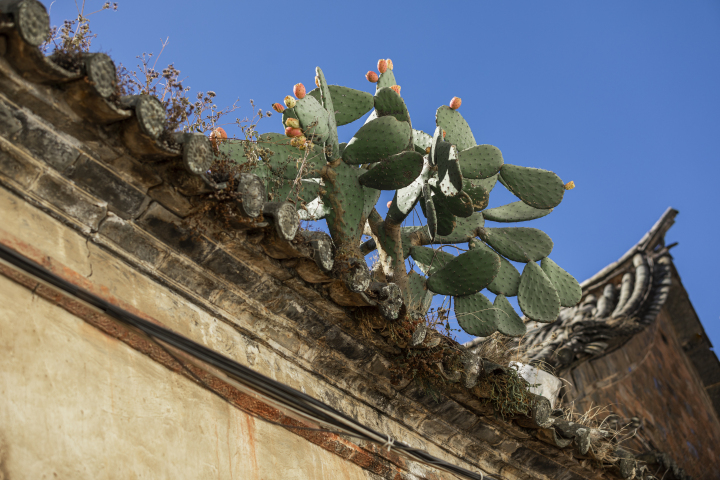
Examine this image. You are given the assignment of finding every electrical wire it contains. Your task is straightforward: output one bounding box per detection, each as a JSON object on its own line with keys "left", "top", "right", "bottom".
{"left": 0, "top": 242, "right": 495, "bottom": 480}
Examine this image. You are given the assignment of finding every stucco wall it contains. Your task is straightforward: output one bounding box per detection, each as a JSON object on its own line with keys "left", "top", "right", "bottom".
{"left": 0, "top": 273, "right": 371, "bottom": 480}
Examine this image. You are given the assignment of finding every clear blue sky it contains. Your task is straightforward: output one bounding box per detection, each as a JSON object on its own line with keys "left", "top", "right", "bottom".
{"left": 46, "top": 1, "right": 719, "bottom": 348}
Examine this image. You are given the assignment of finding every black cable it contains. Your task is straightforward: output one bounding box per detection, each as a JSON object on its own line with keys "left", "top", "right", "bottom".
{"left": 0, "top": 242, "right": 495, "bottom": 480}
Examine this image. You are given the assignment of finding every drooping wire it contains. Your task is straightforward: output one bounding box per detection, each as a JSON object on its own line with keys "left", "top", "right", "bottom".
{"left": 0, "top": 242, "right": 494, "bottom": 480}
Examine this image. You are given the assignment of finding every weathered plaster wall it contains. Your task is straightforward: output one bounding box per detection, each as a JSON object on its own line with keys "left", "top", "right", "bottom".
{"left": 0, "top": 274, "right": 369, "bottom": 480}
{"left": 565, "top": 309, "right": 720, "bottom": 479}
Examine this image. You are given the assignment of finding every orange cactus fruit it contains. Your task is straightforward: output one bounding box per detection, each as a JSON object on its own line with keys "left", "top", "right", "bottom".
{"left": 564, "top": 181, "right": 576, "bottom": 190}
{"left": 425, "top": 147, "right": 431, "bottom": 154}
{"left": 209, "top": 127, "right": 227, "bottom": 151}
{"left": 442, "top": 130, "right": 446, "bottom": 138}
{"left": 293, "top": 83, "right": 306, "bottom": 99}
{"left": 366, "top": 71, "right": 379, "bottom": 83}
{"left": 272, "top": 102, "right": 285, "bottom": 113}
{"left": 449, "top": 97, "right": 462, "bottom": 110}
{"left": 390, "top": 85, "right": 401, "bottom": 95}
{"left": 386, "top": 59, "right": 393, "bottom": 70}
{"left": 285, "top": 117, "right": 300, "bottom": 129}
{"left": 284, "top": 95, "right": 297, "bottom": 108}
{"left": 285, "top": 127, "right": 303, "bottom": 138}
{"left": 378, "top": 59, "right": 387, "bottom": 74}
{"left": 386, "top": 200, "right": 392, "bottom": 208}
{"left": 315, "top": 76, "right": 320, "bottom": 88}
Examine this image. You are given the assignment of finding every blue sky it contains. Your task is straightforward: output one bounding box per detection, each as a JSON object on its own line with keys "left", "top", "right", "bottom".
{"left": 46, "top": 1, "right": 719, "bottom": 347}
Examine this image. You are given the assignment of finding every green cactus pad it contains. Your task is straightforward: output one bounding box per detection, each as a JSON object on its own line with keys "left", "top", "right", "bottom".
{"left": 425, "top": 196, "right": 437, "bottom": 240}
{"left": 454, "top": 292, "right": 499, "bottom": 337}
{"left": 439, "top": 190, "right": 474, "bottom": 218}
{"left": 315, "top": 67, "right": 340, "bottom": 160}
{"left": 282, "top": 107, "right": 298, "bottom": 125}
{"left": 487, "top": 255, "right": 521, "bottom": 297}
{"left": 493, "top": 294, "right": 526, "bottom": 336}
{"left": 374, "top": 87, "right": 411, "bottom": 125}
{"left": 339, "top": 142, "right": 347, "bottom": 156}
{"left": 475, "top": 174, "right": 498, "bottom": 195}
{"left": 458, "top": 145, "right": 503, "bottom": 179}
{"left": 479, "top": 227, "right": 554, "bottom": 263}
{"left": 322, "top": 160, "right": 366, "bottom": 245}
{"left": 412, "top": 129, "right": 432, "bottom": 154}
{"left": 435, "top": 211, "right": 484, "bottom": 244}
{"left": 407, "top": 271, "right": 433, "bottom": 315}
{"left": 376, "top": 69, "right": 397, "bottom": 91}
{"left": 362, "top": 178, "right": 382, "bottom": 227}
{"left": 307, "top": 87, "right": 322, "bottom": 105}
{"left": 482, "top": 201, "right": 552, "bottom": 223}
{"left": 427, "top": 243, "right": 501, "bottom": 296}
{"left": 386, "top": 157, "right": 430, "bottom": 224}
{"left": 541, "top": 257, "right": 582, "bottom": 307}
{"left": 499, "top": 164, "right": 565, "bottom": 209}
{"left": 326, "top": 85, "right": 374, "bottom": 126}
{"left": 430, "top": 126, "right": 443, "bottom": 166}
{"left": 409, "top": 246, "right": 454, "bottom": 276}
{"left": 257, "top": 133, "right": 325, "bottom": 179}
{"left": 342, "top": 116, "right": 411, "bottom": 165}
{"left": 358, "top": 151, "right": 424, "bottom": 190}
{"left": 294, "top": 95, "right": 330, "bottom": 143}
{"left": 217, "top": 140, "right": 250, "bottom": 166}
{"left": 518, "top": 261, "right": 561, "bottom": 322}
{"left": 434, "top": 196, "right": 456, "bottom": 237}
{"left": 463, "top": 178, "right": 490, "bottom": 211}
{"left": 269, "top": 178, "right": 320, "bottom": 204}
{"left": 436, "top": 105, "right": 477, "bottom": 151}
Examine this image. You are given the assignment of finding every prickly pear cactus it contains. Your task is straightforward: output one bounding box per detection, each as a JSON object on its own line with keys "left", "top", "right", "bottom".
{"left": 219, "top": 59, "right": 581, "bottom": 335}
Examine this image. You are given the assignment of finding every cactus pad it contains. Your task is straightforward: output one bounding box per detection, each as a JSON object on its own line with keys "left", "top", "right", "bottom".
{"left": 342, "top": 116, "right": 411, "bottom": 165}
{"left": 487, "top": 255, "right": 521, "bottom": 297}
{"left": 437, "top": 142, "right": 463, "bottom": 196}
{"left": 386, "top": 156, "right": 431, "bottom": 224}
{"left": 358, "top": 151, "right": 424, "bottom": 190}
{"left": 425, "top": 196, "right": 437, "bottom": 240}
{"left": 258, "top": 133, "right": 325, "bottom": 179}
{"left": 294, "top": 95, "right": 330, "bottom": 143}
{"left": 479, "top": 227, "right": 554, "bottom": 263}
{"left": 499, "top": 164, "right": 565, "bottom": 209}
{"left": 436, "top": 105, "right": 477, "bottom": 151}
{"left": 493, "top": 294, "right": 526, "bottom": 336}
{"left": 412, "top": 129, "right": 432, "bottom": 154}
{"left": 454, "top": 292, "right": 499, "bottom": 337}
{"left": 315, "top": 67, "right": 340, "bottom": 160}
{"left": 374, "top": 87, "right": 411, "bottom": 124}
{"left": 376, "top": 69, "right": 397, "bottom": 91}
{"left": 322, "top": 160, "right": 367, "bottom": 245}
{"left": 458, "top": 145, "right": 503, "bottom": 179}
{"left": 407, "top": 271, "right": 433, "bottom": 315}
{"left": 427, "top": 243, "right": 501, "bottom": 296}
{"left": 541, "top": 257, "right": 582, "bottom": 307}
{"left": 433, "top": 196, "right": 457, "bottom": 237}
{"left": 430, "top": 126, "right": 443, "bottom": 166}
{"left": 410, "top": 246, "right": 454, "bottom": 276}
{"left": 482, "top": 201, "right": 552, "bottom": 223}
{"left": 518, "top": 261, "right": 561, "bottom": 322}
{"left": 323, "top": 85, "right": 374, "bottom": 126}
{"left": 463, "top": 179, "right": 490, "bottom": 211}
{"left": 268, "top": 178, "right": 320, "bottom": 204}
{"left": 439, "top": 190, "right": 474, "bottom": 218}
{"left": 435, "top": 211, "right": 484, "bottom": 244}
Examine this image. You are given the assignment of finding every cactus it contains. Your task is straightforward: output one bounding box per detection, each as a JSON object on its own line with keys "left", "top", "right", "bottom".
{"left": 226, "top": 59, "right": 579, "bottom": 330}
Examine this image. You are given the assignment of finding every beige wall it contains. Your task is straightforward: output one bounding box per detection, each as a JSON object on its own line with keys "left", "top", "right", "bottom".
{"left": 0, "top": 274, "right": 368, "bottom": 480}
